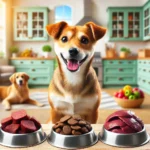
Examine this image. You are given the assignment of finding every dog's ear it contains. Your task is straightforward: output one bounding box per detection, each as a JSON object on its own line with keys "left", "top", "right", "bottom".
{"left": 85, "top": 22, "right": 106, "bottom": 41}
{"left": 46, "top": 21, "right": 68, "bottom": 39}
{"left": 9, "top": 73, "right": 16, "bottom": 83}
{"left": 23, "top": 73, "right": 30, "bottom": 81}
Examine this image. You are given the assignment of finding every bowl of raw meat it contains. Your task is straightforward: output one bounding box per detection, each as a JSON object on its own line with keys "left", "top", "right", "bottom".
{"left": 99, "top": 110, "right": 149, "bottom": 147}
{"left": 0, "top": 110, "right": 46, "bottom": 148}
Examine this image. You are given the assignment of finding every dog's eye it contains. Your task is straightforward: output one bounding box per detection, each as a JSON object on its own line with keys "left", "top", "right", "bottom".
{"left": 81, "top": 37, "right": 89, "bottom": 44}
{"left": 16, "top": 76, "right": 19, "bottom": 78}
{"left": 61, "top": 36, "right": 68, "bottom": 43}
{"left": 21, "top": 76, "right": 24, "bottom": 78}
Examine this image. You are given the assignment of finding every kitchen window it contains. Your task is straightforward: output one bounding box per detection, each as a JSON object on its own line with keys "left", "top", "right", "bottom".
{"left": 55, "top": 5, "right": 72, "bottom": 25}
{"left": 0, "top": 0, "right": 6, "bottom": 58}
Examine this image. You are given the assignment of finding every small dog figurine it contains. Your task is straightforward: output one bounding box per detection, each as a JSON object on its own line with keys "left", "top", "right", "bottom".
{"left": 0, "top": 72, "right": 44, "bottom": 110}
{"left": 46, "top": 21, "right": 106, "bottom": 123}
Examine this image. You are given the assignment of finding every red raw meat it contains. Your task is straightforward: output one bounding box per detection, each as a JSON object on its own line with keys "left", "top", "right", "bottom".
{"left": 1, "top": 117, "right": 12, "bottom": 128}
{"left": 106, "top": 110, "right": 133, "bottom": 122}
{"left": 111, "top": 128, "right": 125, "bottom": 133}
{"left": 21, "top": 120, "right": 36, "bottom": 133}
{"left": 119, "top": 117, "right": 142, "bottom": 132}
{"left": 30, "top": 117, "right": 41, "bottom": 129}
{"left": 11, "top": 110, "right": 27, "bottom": 121}
{"left": 4, "top": 124, "right": 20, "bottom": 133}
{"left": 104, "top": 119, "right": 126, "bottom": 130}
{"left": 121, "top": 126, "right": 136, "bottom": 134}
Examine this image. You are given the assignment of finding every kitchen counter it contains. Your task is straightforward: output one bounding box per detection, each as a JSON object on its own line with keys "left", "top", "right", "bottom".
{"left": 1, "top": 124, "right": 149, "bottom": 150}
{"left": 102, "top": 57, "right": 150, "bottom": 60}
{"left": 10, "top": 57, "right": 55, "bottom": 60}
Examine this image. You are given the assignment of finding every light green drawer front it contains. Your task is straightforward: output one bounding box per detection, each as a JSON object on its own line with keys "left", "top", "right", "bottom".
{"left": 138, "top": 76, "right": 150, "bottom": 90}
{"left": 104, "top": 75, "right": 137, "bottom": 85}
{"left": 138, "top": 60, "right": 150, "bottom": 67}
{"left": 138, "top": 67, "right": 150, "bottom": 77}
{"left": 11, "top": 60, "right": 54, "bottom": 66}
{"left": 103, "top": 60, "right": 137, "bottom": 66}
{"left": 29, "top": 75, "right": 50, "bottom": 85}
{"left": 104, "top": 66, "right": 136, "bottom": 74}
{"left": 15, "top": 66, "right": 53, "bottom": 74}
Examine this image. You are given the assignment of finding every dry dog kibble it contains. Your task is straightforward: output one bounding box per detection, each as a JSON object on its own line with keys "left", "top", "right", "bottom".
{"left": 53, "top": 115, "right": 92, "bottom": 135}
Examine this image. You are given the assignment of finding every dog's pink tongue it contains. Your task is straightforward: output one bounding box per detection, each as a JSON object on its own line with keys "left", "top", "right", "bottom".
{"left": 67, "top": 60, "right": 79, "bottom": 71}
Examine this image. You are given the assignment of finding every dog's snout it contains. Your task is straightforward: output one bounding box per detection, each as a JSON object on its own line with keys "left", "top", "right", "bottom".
{"left": 19, "top": 80, "right": 23, "bottom": 84}
{"left": 69, "top": 48, "right": 79, "bottom": 57}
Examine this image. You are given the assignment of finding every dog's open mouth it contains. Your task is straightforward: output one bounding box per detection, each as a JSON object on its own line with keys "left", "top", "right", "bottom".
{"left": 61, "top": 53, "right": 88, "bottom": 72}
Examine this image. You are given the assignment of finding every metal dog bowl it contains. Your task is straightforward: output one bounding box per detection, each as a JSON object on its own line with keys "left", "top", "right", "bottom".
{"left": 99, "top": 126, "right": 149, "bottom": 147}
{"left": 47, "top": 128, "right": 98, "bottom": 149}
{"left": 0, "top": 127, "right": 46, "bottom": 148}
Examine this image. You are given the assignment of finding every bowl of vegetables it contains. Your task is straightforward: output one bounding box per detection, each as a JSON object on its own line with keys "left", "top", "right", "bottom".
{"left": 114, "top": 85, "right": 144, "bottom": 108}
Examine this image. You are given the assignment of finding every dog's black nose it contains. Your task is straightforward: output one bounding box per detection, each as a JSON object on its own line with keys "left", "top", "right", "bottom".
{"left": 69, "top": 48, "right": 79, "bottom": 57}
{"left": 19, "top": 80, "right": 23, "bottom": 84}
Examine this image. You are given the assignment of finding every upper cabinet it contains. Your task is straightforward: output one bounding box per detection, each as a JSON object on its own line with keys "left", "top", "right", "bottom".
{"left": 107, "top": 7, "right": 143, "bottom": 41}
{"left": 13, "top": 7, "right": 49, "bottom": 41}
{"left": 143, "top": 0, "right": 150, "bottom": 40}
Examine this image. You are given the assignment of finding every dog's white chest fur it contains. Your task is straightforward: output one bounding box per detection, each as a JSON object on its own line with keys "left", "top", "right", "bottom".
{"left": 50, "top": 93, "right": 98, "bottom": 115}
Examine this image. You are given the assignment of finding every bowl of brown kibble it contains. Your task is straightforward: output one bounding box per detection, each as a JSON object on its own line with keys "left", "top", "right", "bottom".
{"left": 47, "top": 115, "right": 98, "bottom": 149}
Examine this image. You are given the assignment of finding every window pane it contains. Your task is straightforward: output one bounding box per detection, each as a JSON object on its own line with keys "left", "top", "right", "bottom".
{"left": 55, "top": 6, "right": 64, "bottom": 19}
{"left": 64, "top": 6, "right": 72, "bottom": 19}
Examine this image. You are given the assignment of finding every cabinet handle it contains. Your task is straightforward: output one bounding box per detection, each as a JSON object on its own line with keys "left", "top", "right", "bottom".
{"left": 41, "top": 61, "right": 44, "bottom": 64}
{"left": 143, "top": 69, "right": 146, "bottom": 72}
{"left": 149, "top": 82, "right": 150, "bottom": 84}
{"left": 143, "top": 80, "right": 146, "bottom": 82}
{"left": 144, "top": 61, "right": 146, "bottom": 64}
{"left": 118, "top": 77, "right": 122, "bottom": 80}
{"left": 32, "top": 69, "right": 35, "bottom": 71}
{"left": 31, "top": 61, "right": 33, "bottom": 64}
{"left": 119, "top": 68, "right": 123, "bottom": 71}
{"left": 20, "top": 61, "right": 23, "bottom": 64}
{"left": 118, "top": 61, "right": 122, "bottom": 64}
{"left": 128, "top": 61, "right": 132, "bottom": 64}
{"left": 32, "top": 78, "right": 36, "bottom": 80}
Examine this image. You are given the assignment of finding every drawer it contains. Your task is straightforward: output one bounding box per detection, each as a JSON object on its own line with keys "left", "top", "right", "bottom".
{"left": 103, "top": 60, "right": 137, "bottom": 66}
{"left": 138, "top": 67, "right": 150, "bottom": 77}
{"left": 29, "top": 75, "right": 51, "bottom": 85}
{"left": 138, "top": 77, "right": 150, "bottom": 90}
{"left": 104, "top": 66, "right": 136, "bottom": 74}
{"left": 11, "top": 60, "right": 54, "bottom": 66}
{"left": 138, "top": 60, "right": 150, "bottom": 67}
{"left": 103, "top": 75, "right": 137, "bottom": 85}
{"left": 15, "top": 65, "right": 54, "bottom": 74}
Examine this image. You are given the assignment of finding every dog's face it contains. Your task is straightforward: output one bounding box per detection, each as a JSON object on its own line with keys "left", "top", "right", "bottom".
{"left": 46, "top": 22, "right": 106, "bottom": 72}
{"left": 9, "top": 72, "right": 29, "bottom": 86}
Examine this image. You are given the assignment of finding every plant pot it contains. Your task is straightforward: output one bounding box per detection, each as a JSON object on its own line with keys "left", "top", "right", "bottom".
{"left": 43, "top": 52, "right": 51, "bottom": 58}
{"left": 120, "top": 52, "right": 129, "bottom": 58}
{"left": 12, "top": 53, "right": 17, "bottom": 58}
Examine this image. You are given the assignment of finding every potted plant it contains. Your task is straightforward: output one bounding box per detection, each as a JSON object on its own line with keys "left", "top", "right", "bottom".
{"left": 42, "top": 45, "right": 52, "bottom": 58}
{"left": 120, "top": 47, "right": 131, "bottom": 58}
{"left": 10, "top": 46, "right": 19, "bottom": 58}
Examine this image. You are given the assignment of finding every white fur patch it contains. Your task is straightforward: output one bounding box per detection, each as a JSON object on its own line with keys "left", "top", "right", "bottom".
{"left": 50, "top": 93, "right": 98, "bottom": 115}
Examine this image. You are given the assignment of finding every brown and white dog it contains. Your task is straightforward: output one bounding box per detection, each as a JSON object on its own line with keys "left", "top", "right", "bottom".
{"left": 0, "top": 72, "right": 44, "bottom": 110}
{"left": 46, "top": 21, "right": 106, "bottom": 123}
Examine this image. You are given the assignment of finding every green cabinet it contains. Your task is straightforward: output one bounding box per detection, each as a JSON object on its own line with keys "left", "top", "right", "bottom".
{"left": 10, "top": 59, "right": 55, "bottom": 87}
{"left": 13, "top": 7, "right": 49, "bottom": 41}
{"left": 143, "top": 0, "right": 150, "bottom": 40}
{"left": 138, "top": 59, "right": 150, "bottom": 94}
{"left": 107, "top": 7, "right": 143, "bottom": 41}
{"left": 103, "top": 60, "right": 137, "bottom": 87}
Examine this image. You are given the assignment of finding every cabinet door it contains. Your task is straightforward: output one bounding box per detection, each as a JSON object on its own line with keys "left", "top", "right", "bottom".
{"left": 14, "top": 9, "right": 29, "bottom": 41}
{"left": 109, "top": 10, "right": 126, "bottom": 41}
{"left": 126, "top": 9, "right": 143, "bottom": 40}
{"left": 143, "top": 1, "right": 150, "bottom": 40}
{"left": 30, "top": 8, "right": 48, "bottom": 41}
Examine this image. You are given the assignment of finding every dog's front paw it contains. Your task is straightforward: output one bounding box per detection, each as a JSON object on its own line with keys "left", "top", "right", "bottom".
{"left": 38, "top": 103, "right": 45, "bottom": 107}
{"left": 5, "top": 106, "right": 11, "bottom": 111}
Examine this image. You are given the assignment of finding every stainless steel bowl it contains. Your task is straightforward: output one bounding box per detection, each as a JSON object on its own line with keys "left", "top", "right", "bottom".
{"left": 0, "top": 127, "right": 46, "bottom": 148}
{"left": 99, "top": 126, "right": 150, "bottom": 147}
{"left": 47, "top": 128, "right": 98, "bottom": 149}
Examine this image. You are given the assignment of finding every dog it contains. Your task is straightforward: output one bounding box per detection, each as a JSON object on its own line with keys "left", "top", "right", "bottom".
{"left": 46, "top": 21, "right": 106, "bottom": 123}
{"left": 0, "top": 72, "right": 44, "bottom": 110}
